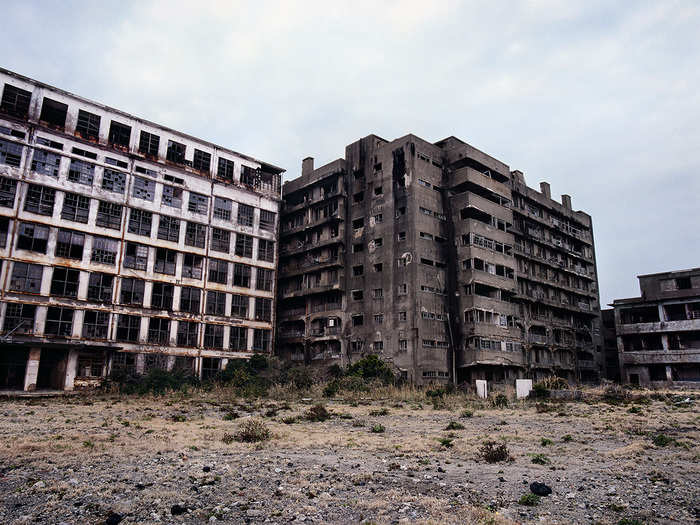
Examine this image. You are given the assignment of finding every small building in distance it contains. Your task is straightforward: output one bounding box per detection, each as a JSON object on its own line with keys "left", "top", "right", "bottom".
{"left": 0, "top": 68, "right": 284, "bottom": 392}
{"left": 612, "top": 268, "right": 700, "bottom": 385}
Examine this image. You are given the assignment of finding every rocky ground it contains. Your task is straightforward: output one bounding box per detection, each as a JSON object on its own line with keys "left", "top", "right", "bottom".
{"left": 0, "top": 388, "right": 698, "bottom": 525}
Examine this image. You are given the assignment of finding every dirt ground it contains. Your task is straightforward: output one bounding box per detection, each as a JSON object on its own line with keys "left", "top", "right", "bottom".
{"left": 0, "top": 388, "right": 698, "bottom": 525}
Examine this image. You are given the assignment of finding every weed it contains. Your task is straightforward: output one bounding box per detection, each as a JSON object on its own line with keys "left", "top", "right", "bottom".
{"left": 461, "top": 409, "right": 474, "bottom": 418}
{"left": 491, "top": 394, "right": 509, "bottom": 408}
{"left": 518, "top": 493, "right": 540, "bottom": 506}
{"left": 370, "top": 424, "right": 385, "bottom": 433}
{"left": 222, "top": 411, "right": 239, "bottom": 421}
{"left": 171, "top": 414, "right": 187, "bottom": 423}
{"left": 369, "top": 408, "right": 389, "bottom": 416}
{"left": 233, "top": 419, "right": 271, "bottom": 443}
{"left": 445, "top": 421, "right": 465, "bottom": 431}
{"left": 540, "top": 438, "right": 553, "bottom": 446}
{"left": 562, "top": 434, "right": 573, "bottom": 442}
{"left": 439, "top": 437, "right": 454, "bottom": 448}
{"left": 652, "top": 433, "right": 673, "bottom": 447}
{"left": 221, "top": 433, "right": 234, "bottom": 445}
{"left": 352, "top": 419, "right": 365, "bottom": 427}
{"left": 627, "top": 406, "right": 643, "bottom": 414}
{"left": 281, "top": 416, "right": 297, "bottom": 424}
{"left": 529, "top": 453, "right": 550, "bottom": 465}
{"left": 477, "top": 441, "right": 511, "bottom": 463}
{"left": 82, "top": 440, "right": 94, "bottom": 449}
{"left": 305, "top": 404, "right": 331, "bottom": 422}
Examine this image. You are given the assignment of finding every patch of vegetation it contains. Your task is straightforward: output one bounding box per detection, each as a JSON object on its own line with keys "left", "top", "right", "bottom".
{"left": 369, "top": 408, "right": 389, "bottom": 416}
{"left": 518, "top": 493, "right": 540, "bottom": 506}
{"left": 460, "top": 409, "right": 474, "bottom": 418}
{"left": 170, "top": 414, "right": 186, "bottom": 422}
{"left": 562, "top": 434, "right": 573, "bottom": 442}
{"left": 221, "top": 433, "right": 234, "bottom": 445}
{"left": 305, "top": 404, "right": 331, "bottom": 422}
{"left": 438, "top": 437, "right": 454, "bottom": 448}
{"left": 477, "top": 441, "right": 511, "bottom": 463}
{"left": 346, "top": 354, "right": 395, "bottom": 384}
{"left": 111, "top": 368, "right": 200, "bottom": 395}
{"left": 627, "top": 406, "right": 643, "bottom": 414}
{"left": 490, "top": 393, "right": 509, "bottom": 408}
{"left": 281, "top": 415, "right": 297, "bottom": 424}
{"left": 82, "top": 440, "right": 94, "bottom": 449}
{"left": 529, "top": 453, "right": 550, "bottom": 465}
{"left": 445, "top": 421, "right": 465, "bottom": 431}
{"left": 370, "top": 424, "right": 385, "bottom": 433}
{"left": 651, "top": 433, "right": 673, "bottom": 447}
{"left": 233, "top": 419, "right": 271, "bottom": 443}
{"left": 540, "top": 437, "right": 553, "bottom": 446}
{"left": 352, "top": 419, "right": 365, "bottom": 427}
{"left": 222, "top": 410, "right": 239, "bottom": 421}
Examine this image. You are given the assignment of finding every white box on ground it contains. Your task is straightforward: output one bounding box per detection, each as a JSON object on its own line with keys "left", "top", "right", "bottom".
{"left": 475, "top": 380, "right": 487, "bottom": 399}
{"left": 516, "top": 379, "right": 533, "bottom": 399}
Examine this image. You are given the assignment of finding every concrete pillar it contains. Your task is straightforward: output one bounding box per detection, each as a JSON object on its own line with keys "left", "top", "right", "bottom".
{"left": 24, "top": 347, "right": 41, "bottom": 391}
{"left": 135, "top": 353, "right": 145, "bottom": 375}
{"left": 665, "top": 366, "right": 673, "bottom": 381}
{"left": 64, "top": 349, "right": 79, "bottom": 391}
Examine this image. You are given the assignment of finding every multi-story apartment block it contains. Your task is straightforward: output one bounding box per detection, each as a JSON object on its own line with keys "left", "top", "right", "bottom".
{"left": 277, "top": 134, "right": 602, "bottom": 385}
{"left": 0, "top": 68, "right": 283, "bottom": 391}
{"left": 601, "top": 308, "right": 621, "bottom": 382}
{"left": 612, "top": 268, "right": 700, "bottom": 385}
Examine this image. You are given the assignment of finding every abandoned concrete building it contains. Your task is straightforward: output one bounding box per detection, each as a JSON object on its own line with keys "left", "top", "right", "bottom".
{"left": 0, "top": 68, "right": 283, "bottom": 391}
{"left": 612, "top": 268, "right": 700, "bottom": 385}
{"left": 601, "top": 308, "right": 621, "bottom": 382}
{"left": 277, "top": 134, "right": 602, "bottom": 384}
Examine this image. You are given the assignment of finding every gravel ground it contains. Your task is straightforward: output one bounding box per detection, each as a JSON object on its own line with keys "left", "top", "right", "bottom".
{"left": 0, "top": 390, "right": 698, "bottom": 524}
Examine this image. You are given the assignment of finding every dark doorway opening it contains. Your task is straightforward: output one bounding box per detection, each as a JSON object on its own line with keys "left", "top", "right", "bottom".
{"left": 0, "top": 348, "right": 28, "bottom": 389}
{"left": 36, "top": 349, "right": 68, "bottom": 389}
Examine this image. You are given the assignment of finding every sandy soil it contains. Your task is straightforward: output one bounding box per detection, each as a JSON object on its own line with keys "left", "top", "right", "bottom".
{"left": 0, "top": 389, "right": 698, "bottom": 524}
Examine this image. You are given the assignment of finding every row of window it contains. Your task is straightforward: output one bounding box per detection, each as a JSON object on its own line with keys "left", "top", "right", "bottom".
{"left": 2, "top": 178, "right": 276, "bottom": 235}
{"left": 0, "top": 84, "right": 274, "bottom": 191}
{"left": 7, "top": 262, "right": 272, "bottom": 318}
{"left": 2, "top": 303, "right": 271, "bottom": 351}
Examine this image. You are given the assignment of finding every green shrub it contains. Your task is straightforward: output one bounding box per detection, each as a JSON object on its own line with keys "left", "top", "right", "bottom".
{"left": 461, "top": 409, "right": 474, "bottom": 418}
{"left": 445, "top": 421, "right": 465, "bottom": 431}
{"left": 285, "top": 367, "right": 314, "bottom": 390}
{"left": 562, "top": 434, "right": 573, "bottom": 442}
{"left": 233, "top": 419, "right": 271, "bottom": 443}
{"left": 530, "top": 453, "right": 550, "bottom": 465}
{"left": 651, "top": 433, "right": 673, "bottom": 447}
{"left": 346, "top": 355, "right": 394, "bottom": 384}
{"left": 323, "top": 380, "right": 340, "bottom": 398}
{"left": 112, "top": 368, "right": 199, "bottom": 395}
{"left": 518, "top": 493, "right": 540, "bottom": 506}
{"left": 628, "top": 406, "right": 643, "bottom": 414}
{"left": 305, "top": 404, "right": 331, "bottom": 422}
{"left": 248, "top": 353, "right": 268, "bottom": 371}
{"left": 439, "top": 437, "right": 454, "bottom": 448}
{"left": 531, "top": 383, "right": 550, "bottom": 399}
{"left": 478, "top": 441, "right": 511, "bottom": 463}
{"left": 370, "top": 424, "right": 385, "bottom": 433}
{"left": 540, "top": 438, "right": 553, "bottom": 446}
{"left": 222, "top": 410, "right": 239, "bottom": 421}
{"left": 327, "top": 364, "right": 344, "bottom": 378}
{"left": 491, "top": 393, "right": 509, "bottom": 408}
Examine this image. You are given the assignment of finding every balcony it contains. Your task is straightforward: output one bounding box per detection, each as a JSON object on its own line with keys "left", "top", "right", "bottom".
{"left": 529, "top": 334, "right": 549, "bottom": 345}
{"left": 279, "top": 329, "right": 305, "bottom": 339}
{"left": 621, "top": 349, "right": 700, "bottom": 365}
{"left": 577, "top": 359, "right": 597, "bottom": 369}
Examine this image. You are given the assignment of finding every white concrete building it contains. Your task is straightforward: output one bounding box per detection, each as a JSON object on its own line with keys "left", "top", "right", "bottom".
{"left": 0, "top": 68, "right": 284, "bottom": 391}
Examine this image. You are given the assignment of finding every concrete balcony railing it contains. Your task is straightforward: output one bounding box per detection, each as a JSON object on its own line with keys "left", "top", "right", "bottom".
{"left": 529, "top": 334, "right": 549, "bottom": 345}
{"left": 616, "top": 318, "right": 700, "bottom": 335}
{"left": 621, "top": 349, "right": 700, "bottom": 365}
{"left": 458, "top": 348, "right": 526, "bottom": 368}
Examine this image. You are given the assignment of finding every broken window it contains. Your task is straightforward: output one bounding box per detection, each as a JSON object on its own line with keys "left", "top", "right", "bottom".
{"left": 352, "top": 265, "right": 363, "bottom": 276}
{"left": 203, "top": 324, "right": 224, "bottom": 348}
{"left": 61, "top": 192, "right": 90, "bottom": 223}
{"left": 259, "top": 210, "right": 275, "bottom": 232}
{"left": 0, "top": 177, "right": 17, "bottom": 207}
{"left": 123, "top": 242, "right": 149, "bottom": 270}
{"left": 351, "top": 290, "right": 363, "bottom": 300}
{"left": 128, "top": 208, "right": 152, "bottom": 236}
{"left": 230, "top": 326, "right": 248, "bottom": 351}
{"left": 256, "top": 268, "right": 273, "bottom": 291}
{"left": 39, "top": 97, "right": 68, "bottom": 129}
{"left": 132, "top": 176, "right": 156, "bottom": 201}
{"left": 193, "top": 149, "right": 211, "bottom": 173}
{"left": 352, "top": 314, "right": 363, "bottom": 327}
{"left": 150, "top": 282, "right": 174, "bottom": 310}
{"left": 10, "top": 262, "right": 43, "bottom": 293}
{"left": 101, "top": 168, "right": 126, "bottom": 194}
{"left": 31, "top": 148, "right": 61, "bottom": 177}
{"left": 108, "top": 121, "right": 131, "bottom": 148}
{"left": 235, "top": 233, "right": 253, "bottom": 258}
{"left": 154, "top": 247, "right": 177, "bottom": 275}
{"left": 232, "top": 263, "right": 250, "bottom": 287}
{"left": 353, "top": 191, "right": 364, "bottom": 203}
{"left": 166, "top": 140, "right": 186, "bottom": 164}
{"left": 182, "top": 253, "right": 204, "bottom": 280}
{"left": 231, "top": 294, "right": 248, "bottom": 318}
{"left": 177, "top": 321, "right": 199, "bottom": 347}
{"left": 16, "top": 222, "right": 49, "bottom": 253}
{"left": 185, "top": 221, "right": 207, "bottom": 248}
{"left": 157, "top": 215, "right": 180, "bottom": 242}
{"left": 24, "top": 184, "right": 55, "bottom": 216}
{"left": 237, "top": 203, "right": 254, "bottom": 227}
{"left": 209, "top": 259, "right": 229, "bottom": 284}
{"left": 82, "top": 311, "right": 109, "bottom": 339}
{"left": 87, "top": 272, "right": 114, "bottom": 302}
{"left": 1, "top": 84, "right": 31, "bottom": 118}
{"left": 67, "top": 159, "right": 95, "bottom": 185}
{"left": 148, "top": 318, "right": 171, "bottom": 344}
{"left": 96, "top": 201, "right": 122, "bottom": 229}
{"left": 139, "top": 131, "right": 160, "bottom": 157}
{"left": 120, "top": 277, "right": 145, "bottom": 305}
{"left": 0, "top": 216, "right": 9, "bottom": 246}
{"left": 217, "top": 157, "right": 234, "bottom": 180}
{"left": 45, "top": 307, "right": 74, "bottom": 337}
{"left": 240, "top": 165, "right": 258, "bottom": 186}
{"left": 75, "top": 110, "right": 101, "bottom": 141}
{"left": 162, "top": 185, "right": 183, "bottom": 208}
{"left": 50, "top": 267, "right": 80, "bottom": 297}
{"left": 55, "top": 229, "right": 85, "bottom": 260}
{"left": 211, "top": 227, "right": 231, "bottom": 252}
{"left": 177, "top": 287, "right": 200, "bottom": 315}
{"left": 253, "top": 329, "right": 271, "bottom": 352}
{"left": 91, "top": 236, "right": 118, "bottom": 265}
{"left": 213, "top": 197, "right": 232, "bottom": 220}
{"left": 257, "top": 239, "right": 274, "bottom": 262}
{"left": 116, "top": 314, "right": 141, "bottom": 342}
{"left": 398, "top": 311, "right": 407, "bottom": 322}
{"left": 255, "top": 298, "right": 272, "bottom": 321}
{"left": 0, "top": 138, "right": 22, "bottom": 168}
{"left": 3, "top": 303, "right": 36, "bottom": 334}
{"left": 205, "top": 290, "right": 227, "bottom": 316}
{"left": 188, "top": 192, "right": 208, "bottom": 215}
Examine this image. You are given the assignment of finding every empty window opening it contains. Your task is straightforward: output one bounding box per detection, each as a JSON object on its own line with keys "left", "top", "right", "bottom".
{"left": 108, "top": 121, "right": 131, "bottom": 148}
{"left": 75, "top": 110, "right": 101, "bottom": 141}
{"left": 39, "top": 98, "right": 68, "bottom": 129}
{"left": 61, "top": 193, "right": 90, "bottom": 223}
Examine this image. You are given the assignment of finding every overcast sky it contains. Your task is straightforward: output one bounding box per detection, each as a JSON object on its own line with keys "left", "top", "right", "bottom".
{"left": 3, "top": 1, "right": 699, "bottom": 305}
